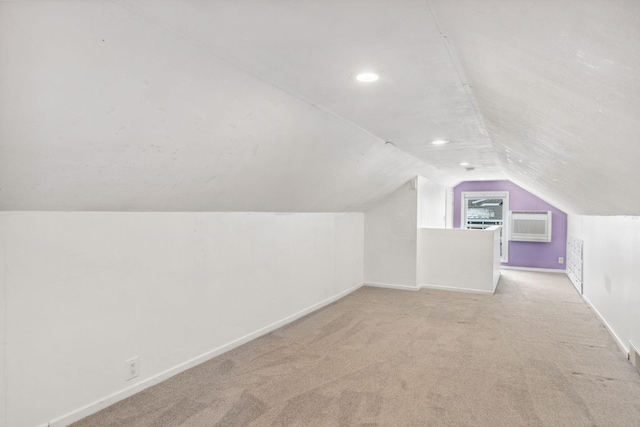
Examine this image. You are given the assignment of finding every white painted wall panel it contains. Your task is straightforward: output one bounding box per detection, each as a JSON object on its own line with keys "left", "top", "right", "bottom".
{"left": 416, "top": 176, "right": 448, "bottom": 285}
{"left": 0, "top": 217, "right": 6, "bottom": 427}
{"left": 334, "top": 214, "right": 365, "bottom": 292}
{"left": 568, "top": 215, "right": 640, "bottom": 353}
{"left": 364, "top": 182, "right": 417, "bottom": 288}
{"left": 417, "top": 176, "right": 447, "bottom": 229}
{"left": 0, "top": 212, "right": 363, "bottom": 427}
{"left": 419, "top": 228, "right": 500, "bottom": 294}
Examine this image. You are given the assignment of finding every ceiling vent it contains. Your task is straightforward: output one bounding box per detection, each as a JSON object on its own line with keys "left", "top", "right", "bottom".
{"left": 510, "top": 211, "right": 552, "bottom": 242}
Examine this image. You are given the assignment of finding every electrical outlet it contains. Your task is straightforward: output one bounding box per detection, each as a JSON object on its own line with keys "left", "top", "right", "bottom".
{"left": 558, "top": 257, "right": 564, "bottom": 264}
{"left": 126, "top": 356, "right": 139, "bottom": 381}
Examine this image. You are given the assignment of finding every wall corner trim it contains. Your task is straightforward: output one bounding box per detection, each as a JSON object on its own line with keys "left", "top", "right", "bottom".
{"left": 500, "top": 266, "right": 566, "bottom": 274}
{"left": 419, "top": 283, "right": 495, "bottom": 295}
{"left": 47, "top": 282, "right": 364, "bottom": 427}
{"left": 364, "top": 282, "right": 420, "bottom": 291}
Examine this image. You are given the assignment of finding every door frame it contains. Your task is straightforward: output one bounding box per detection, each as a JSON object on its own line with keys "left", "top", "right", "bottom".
{"left": 461, "top": 191, "right": 509, "bottom": 263}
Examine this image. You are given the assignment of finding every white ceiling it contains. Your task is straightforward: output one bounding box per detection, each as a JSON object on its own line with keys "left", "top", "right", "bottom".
{"left": 431, "top": 0, "right": 640, "bottom": 215}
{"left": 1, "top": 1, "right": 638, "bottom": 214}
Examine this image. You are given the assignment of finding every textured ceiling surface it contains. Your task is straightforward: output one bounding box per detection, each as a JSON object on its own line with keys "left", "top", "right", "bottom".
{"left": 1, "top": 1, "right": 638, "bottom": 214}
{"left": 431, "top": 0, "right": 640, "bottom": 215}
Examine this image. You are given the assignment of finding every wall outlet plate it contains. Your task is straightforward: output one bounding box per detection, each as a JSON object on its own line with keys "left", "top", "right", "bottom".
{"left": 558, "top": 257, "right": 564, "bottom": 264}
{"left": 126, "top": 356, "right": 139, "bottom": 381}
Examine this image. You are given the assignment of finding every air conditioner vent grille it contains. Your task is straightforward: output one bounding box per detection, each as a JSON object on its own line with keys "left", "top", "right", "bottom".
{"left": 510, "top": 211, "right": 552, "bottom": 242}
{"left": 513, "top": 219, "right": 547, "bottom": 235}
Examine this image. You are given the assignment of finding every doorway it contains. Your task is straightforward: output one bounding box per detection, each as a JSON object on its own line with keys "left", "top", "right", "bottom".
{"left": 461, "top": 191, "right": 509, "bottom": 262}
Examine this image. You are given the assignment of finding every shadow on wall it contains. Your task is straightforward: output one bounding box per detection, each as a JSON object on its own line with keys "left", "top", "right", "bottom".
{"left": 604, "top": 274, "right": 613, "bottom": 294}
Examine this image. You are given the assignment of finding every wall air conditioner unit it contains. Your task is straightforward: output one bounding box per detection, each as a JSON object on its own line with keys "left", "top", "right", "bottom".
{"left": 510, "top": 211, "right": 552, "bottom": 242}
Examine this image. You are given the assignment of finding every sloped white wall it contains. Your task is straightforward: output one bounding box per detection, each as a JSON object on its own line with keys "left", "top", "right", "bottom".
{"left": 364, "top": 177, "right": 449, "bottom": 289}
{"left": 0, "top": 212, "right": 363, "bottom": 427}
{"left": 364, "top": 181, "right": 418, "bottom": 289}
{"left": 0, "top": 1, "right": 444, "bottom": 212}
{"left": 568, "top": 215, "right": 640, "bottom": 354}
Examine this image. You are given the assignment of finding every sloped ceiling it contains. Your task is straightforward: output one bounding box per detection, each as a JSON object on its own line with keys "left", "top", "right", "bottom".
{"left": 431, "top": 0, "right": 640, "bottom": 215}
{"left": 0, "top": 1, "right": 638, "bottom": 214}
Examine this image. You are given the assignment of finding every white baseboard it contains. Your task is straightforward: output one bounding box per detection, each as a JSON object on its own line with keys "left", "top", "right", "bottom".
{"left": 501, "top": 266, "right": 566, "bottom": 274}
{"left": 364, "top": 282, "right": 420, "bottom": 291}
{"left": 581, "top": 294, "right": 629, "bottom": 356}
{"left": 365, "top": 281, "right": 494, "bottom": 295}
{"left": 566, "top": 270, "right": 583, "bottom": 295}
{"left": 419, "top": 283, "right": 494, "bottom": 295}
{"left": 48, "top": 282, "right": 364, "bottom": 427}
{"left": 629, "top": 341, "right": 640, "bottom": 372}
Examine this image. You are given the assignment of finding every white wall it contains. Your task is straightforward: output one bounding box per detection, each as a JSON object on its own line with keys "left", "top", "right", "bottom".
{"left": 416, "top": 177, "right": 448, "bottom": 285}
{"left": 419, "top": 228, "right": 501, "bottom": 294}
{"left": 364, "top": 182, "right": 418, "bottom": 288}
{"left": 0, "top": 211, "right": 363, "bottom": 427}
{"left": 416, "top": 176, "right": 447, "bottom": 229}
{"left": 445, "top": 188, "right": 455, "bottom": 229}
{"left": 568, "top": 215, "right": 640, "bottom": 354}
{"left": 0, "top": 218, "right": 6, "bottom": 427}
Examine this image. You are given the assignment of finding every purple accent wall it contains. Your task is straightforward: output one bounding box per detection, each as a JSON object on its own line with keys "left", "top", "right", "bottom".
{"left": 453, "top": 180, "right": 567, "bottom": 270}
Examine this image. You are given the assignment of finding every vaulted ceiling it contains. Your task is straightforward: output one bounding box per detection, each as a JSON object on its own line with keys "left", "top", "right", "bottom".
{"left": 1, "top": 1, "right": 638, "bottom": 214}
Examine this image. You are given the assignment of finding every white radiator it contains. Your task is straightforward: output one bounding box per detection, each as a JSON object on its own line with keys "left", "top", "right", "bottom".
{"left": 567, "top": 235, "right": 583, "bottom": 294}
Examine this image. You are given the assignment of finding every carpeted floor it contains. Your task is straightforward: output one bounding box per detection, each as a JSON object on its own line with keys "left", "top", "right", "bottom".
{"left": 73, "top": 270, "right": 640, "bottom": 426}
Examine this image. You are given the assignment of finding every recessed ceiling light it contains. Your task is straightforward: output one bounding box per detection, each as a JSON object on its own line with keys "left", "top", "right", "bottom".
{"left": 432, "top": 140, "right": 449, "bottom": 145}
{"left": 356, "top": 72, "right": 379, "bottom": 82}
{"left": 459, "top": 162, "right": 470, "bottom": 166}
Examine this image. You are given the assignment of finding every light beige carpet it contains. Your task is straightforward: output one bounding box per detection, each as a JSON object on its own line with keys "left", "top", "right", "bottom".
{"left": 73, "top": 270, "right": 640, "bottom": 426}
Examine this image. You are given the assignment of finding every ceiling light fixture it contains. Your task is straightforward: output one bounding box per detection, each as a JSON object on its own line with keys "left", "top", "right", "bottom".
{"left": 431, "top": 139, "right": 449, "bottom": 145}
{"left": 356, "top": 72, "right": 379, "bottom": 82}
{"left": 459, "top": 162, "right": 470, "bottom": 166}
